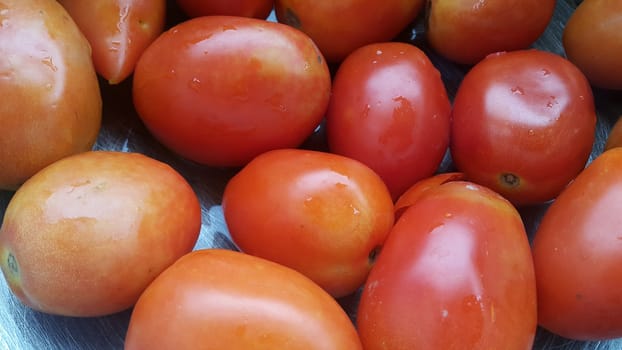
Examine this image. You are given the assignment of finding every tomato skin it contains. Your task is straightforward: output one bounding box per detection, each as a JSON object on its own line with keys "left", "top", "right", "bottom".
{"left": 175, "top": 0, "right": 274, "bottom": 19}
{"left": 357, "top": 181, "right": 537, "bottom": 349}
{"left": 133, "top": 16, "right": 331, "bottom": 167}
{"left": 326, "top": 42, "right": 452, "bottom": 200}
{"left": 426, "top": 0, "right": 556, "bottom": 65}
{"left": 125, "top": 249, "right": 363, "bottom": 350}
{"left": 450, "top": 49, "right": 596, "bottom": 206}
{"left": 394, "top": 172, "right": 465, "bottom": 219}
{"left": 274, "top": 0, "right": 425, "bottom": 62}
{"left": 222, "top": 148, "right": 394, "bottom": 298}
{"left": 532, "top": 148, "right": 622, "bottom": 340}
{"left": 563, "top": 0, "right": 622, "bottom": 90}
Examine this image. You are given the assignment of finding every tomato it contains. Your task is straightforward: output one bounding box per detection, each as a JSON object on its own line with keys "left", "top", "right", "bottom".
{"left": 532, "top": 148, "right": 622, "bottom": 340}
{"left": 222, "top": 148, "right": 394, "bottom": 298}
{"left": 175, "top": 0, "right": 274, "bottom": 19}
{"left": 563, "top": 0, "right": 622, "bottom": 90}
{"left": 58, "top": 0, "right": 166, "bottom": 85}
{"left": 325, "top": 42, "right": 452, "bottom": 200}
{"left": 605, "top": 115, "right": 622, "bottom": 151}
{"left": 125, "top": 248, "right": 363, "bottom": 349}
{"left": 394, "top": 172, "right": 465, "bottom": 219}
{"left": 426, "top": 0, "right": 556, "bottom": 65}
{"left": 274, "top": 0, "right": 425, "bottom": 62}
{"left": 357, "top": 181, "right": 537, "bottom": 349}
{"left": 0, "top": 0, "right": 102, "bottom": 190}
{"left": 450, "top": 49, "right": 597, "bottom": 206}
{"left": 0, "top": 151, "right": 201, "bottom": 317}
{"left": 133, "top": 16, "right": 331, "bottom": 167}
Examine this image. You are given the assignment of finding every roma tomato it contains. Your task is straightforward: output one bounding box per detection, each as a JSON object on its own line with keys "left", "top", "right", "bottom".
{"left": 532, "top": 148, "right": 622, "bottom": 340}
{"left": 0, "top": 151, "right": 201, "bottom": 317}
{"left": 222, "top": 148, "right": 394, "bottom": 298}
{"left": 59, "top": 0, "right": 166, "bottom": 84}
{"left": 125, "top": 249, "right": 363, "bottom": 350}
{"left": 426, "top": 0, "right": 556, "bottom": 65}
{"left": 175, "top": 0, "right": 274, "bottom": 19}
{"left": 326, "top": 42, "right": 452, "bottom": 200}
{"left": 394, "top": 172, "right": 465, "bottom": 219}
{"left": 450, "top": 49, "right": 596, "bottom": 206}
{"left": 563, "top": 0, "right": 622, "bottom": 90}
{"left": 133, "top": 16, "right": 331, "bottom": 167}
{"left": 0, "top": 0, "right": 101, "bottom": 190}
{"left": 357, "top": 181, "right": 537, "bottom": 349}
{"left": 274, "top": 0, "right": 424, "bottom": 62}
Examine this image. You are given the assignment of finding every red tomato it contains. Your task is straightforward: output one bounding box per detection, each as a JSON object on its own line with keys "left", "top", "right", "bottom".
{"left": 326, "top": 42, "right": 452, "bottom": 200}
{"left": 222, "top": 148, "right": 394, "bottom": 298}
{"left": 394, "top": 172, "right": 465, "bottom": 219}
{"left": 357, "top": 181, "right": 537, "bottom": 349}
{"left": 532, "top": 148, "right": 622, "bottom": 340}
{"left": 426, "top": 0, "right": 556, "bottom": 65}
{"left": 125, "top": 249, "right": 363, "bottom": 349}
{"left": 133, "top": 16, "right": 331, "bottom": 167}
{"left": 563, "top": 0, "right": 622, "bottom": 90}
{"left": 274, "top": 0, "right": 424, "bottom": 62}
{"left": 450, "top": 49, "right": 596, "bottom": 206}
{"left": 59, "top": 0, "right": 166, "bottom": 84}
{"left": 175, "top": 0, "right": 274, "bottom": 19}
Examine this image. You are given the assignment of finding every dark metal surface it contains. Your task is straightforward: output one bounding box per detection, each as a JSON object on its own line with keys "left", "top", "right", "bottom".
{"left": 1, "top": 0, "right": 622, "bottom": 349}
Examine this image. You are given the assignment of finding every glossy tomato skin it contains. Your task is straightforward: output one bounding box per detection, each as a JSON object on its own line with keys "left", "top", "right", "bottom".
{"left": 426, "top": 0, "right": 556, "bottom": 65}
{"left": 133, "top": 16, "right": 331, "bottom": 167}
{"left": 175, "top": 0, "right": 274, "bottom": 19}
{"left": 326, "top": 42, "right": 451, "bottom": 200}
{"left": 125, "top": 249, "right": 363, "bottom": 350}
{"left": 450, "top": 49, "right": 596, "bottom": 206}
{"left": 222, "top": 148, "right": 394, "bottom": 298}
{"left": 274, "top": 0, "right": 424, "bottom": 62}
{"left": 0, "top": 0, "right": 102, "bottom": 190}
{"left": 59, "top": 0, "right": 166, "bottom": 84}
{"left": 357, "top": 181, "right": 537, "bottom": 349}
{"left": 394, "top": 172, "right": 465, "bottom": 219}
{"left": 533, "top": 148, "right": 622, "bottom": 340}
{"left": 563, "top": 0, "right": 622, "bottom": 90}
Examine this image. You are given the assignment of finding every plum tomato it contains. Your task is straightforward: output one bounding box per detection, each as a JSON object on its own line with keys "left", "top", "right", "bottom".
{"left": 357, "top": 181, "right": 537, "bottom": 349}
{"left": 532, "top": 148, "right": 622, "bottom": 340}
{"left": 426, "top": 0, "right": 556, "bottom": 65}
{"left": 221, "top": 148, "right": 394, "bottom": 298}
{"left": 58, "top": 0, "right": 166, "bottom": 84}
{"left": 0, "top": 151, "right": 201, "bottom": 317}
{"left": 125, "top": 249, "right": 363, "bottom": 350}
{"left": 0, "top": 0, "right": 102, "bottom": 190}
{"left": 325, "top": 42, "right": 452, "bottom": 200}
{"left": 132, "top": 15, "right": 331, "bottom": 167}
{"left": 450, "top": 49, "right": 596, "bottom": 206}
{"left": 563, "top": 0, "right": 622, "bottom": 90}
{"left": 175, "top": 0, "right": 274, "bottom": 19}
{"left": 394, "top": 172, "right": 465, "bottom": 219}
{"left": 274, "top": 0, "right": 425, "bottom": 62}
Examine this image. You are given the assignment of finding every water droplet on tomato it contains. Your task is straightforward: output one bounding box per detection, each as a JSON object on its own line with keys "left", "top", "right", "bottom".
{"left": 376, "top": 50, "right": 383, "bottom": 56}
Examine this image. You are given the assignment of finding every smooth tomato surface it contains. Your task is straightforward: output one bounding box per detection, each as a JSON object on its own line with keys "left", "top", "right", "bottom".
{"left": 394, "top": 172, "right": 465, "bottom": 219}
{"left": 125, "top": 249, "right": 363, "bottom": 350}
{"left": 450, "top": 49, "right": 596, "bottom": 205}
{"left": 274, "top": 0, "right": 424, "bottom": 62}
{"left": 175, "top": 0, "right": 274, "bottom": 19}
{"left": 426, "top": 0, "right": 556, "bottom": 65}
{"left": 357, "top": 181, "right": 537, "bottom": 349}
{"left": 222, "top": 148, "right": 394, "bottom": 298}
{"left": 532, "top": 148, "right": 622, "bottom": 340}
{"left": 133, "top": 16, "right": 331, "bottom": 167}
{"left": 326, "top": 42, "right": 451, "bottom": 200}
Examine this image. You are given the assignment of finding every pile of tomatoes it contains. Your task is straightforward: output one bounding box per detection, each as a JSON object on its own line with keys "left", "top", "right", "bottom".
{"left": 1, "top": 0, "right": 622, "bottom": 349}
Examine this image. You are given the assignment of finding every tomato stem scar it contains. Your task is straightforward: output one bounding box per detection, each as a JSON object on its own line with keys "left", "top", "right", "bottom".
{"left": 500, "top": 173, "right": 520, "bottom": 188}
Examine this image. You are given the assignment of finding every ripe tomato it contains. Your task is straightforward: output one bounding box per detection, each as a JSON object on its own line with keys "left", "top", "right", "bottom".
{"left": 175, "top": 0, "right": 274, "bottom": 19}
{"left": 274, "top": 0, "right": 424, "bottom": 62}
{"left": 133, "top": 16, "right": 331, "bottom": 167}
{"left": 450, "top": 49, "right": 596, "bottom": 206}
{"left": 605, "top": 116, "right": 622, "bottom": 151}
{"left": 125, "top": 249, "right": 363, "bottom": 349}
{"left": 0, "top": 0, "right": 102, "bottom": 190}
{"left": 0, "top": 151, "right": 201, "bottom": 317}
{"left": 532, "top": 148, "right": 622, "bottom": 340}
{"left": 325, "top": 42, "right": 452, "bottom": 200}
{"left": 357, "top": 181, "right": 537, "bottom": 349}
{"left": 58, "top": 0, "right": 166, "bottom": 84}
{"left": 394, "top": 172, "right": 465, "bottom": 219}
{"left": 426, "top": 0, "right": 556, "bottom": 65}
{"left": 222, "top": 148, "right": 394, "bottom": 298}
{"left": 563, "top": 0, "right": 622, "bottom": 90}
